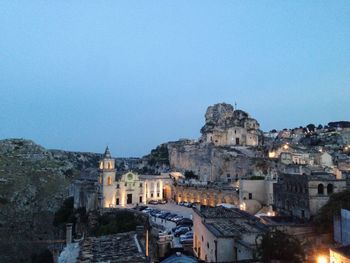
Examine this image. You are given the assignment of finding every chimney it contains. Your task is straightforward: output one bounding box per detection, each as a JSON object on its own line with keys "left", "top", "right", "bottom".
{"left": 66, "top": 223, "right": 73, "bottom": 244}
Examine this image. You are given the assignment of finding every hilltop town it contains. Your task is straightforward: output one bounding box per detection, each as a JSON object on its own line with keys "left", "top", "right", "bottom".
{"left": 1, "top": 102, "right": 350, "bottom": 263}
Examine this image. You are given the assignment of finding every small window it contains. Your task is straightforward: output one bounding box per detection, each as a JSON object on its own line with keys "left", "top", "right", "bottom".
{"left": 327, "top": 184, "right": 333, "bottom": 195}
{"left": 140, "top": 183, "right": 143, "bottom": 188}
{"left": 157, "top": 193, "right": 160, "bottom": 197}
{"left": 249, "top": 193, "right": 252, "bottom": 200}
{"left": 116, "top": 198, "right": 119, "bottom": 205}
{"left": 107, "top": 177, "right": 112, "bottom": 186}
{"left": 227, "top": 174, "right": 231, "bottom": 178}
{"left": 202, "top": 236, "right": 204, "bottom": 241}
{"left": 151, "top": 193, "right": 154, "bottom": 198}
{"left": 207, "top": 242, "right": 209, "bottom": 249}
{"left": 318, "top": 184, "right": 324, "bottom": 195}
{"left": 139, "top": 196, "right": 143, "bottom": 203}
{"left": 116, "top": 184, "right": 120, "bottom": 189}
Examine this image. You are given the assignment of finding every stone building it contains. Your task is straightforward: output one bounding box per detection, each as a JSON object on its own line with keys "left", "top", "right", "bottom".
{"left": 313, "top": 151, "right": 334, "bottom": 167}
{"left": 273, "top": 165, "right": 347, "bottom": 220}
{"left": 239, "top": 177, "right": 277, "bottom": 214}
{"left": 174, "top": 183, "right": 239, "bottom": 207}
{"left": 193, "top": 206, "right": 267, "bottom": 262}
{"left": 72, "top": 168, "right": 100, "bottom": 211}
{"left": 99, "top": 147, "right": 173, "bottom": 208}
{"left": 200, "top": 103, "right": 261, "bottom": 147}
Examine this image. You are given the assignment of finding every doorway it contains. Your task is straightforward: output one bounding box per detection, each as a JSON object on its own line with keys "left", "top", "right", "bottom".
{"left": 127, "top": 194, "right": 132, "bottom": 204}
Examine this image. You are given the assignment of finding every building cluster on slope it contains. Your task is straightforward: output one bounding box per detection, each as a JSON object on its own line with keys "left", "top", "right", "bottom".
{"left": 69, "top": 102, "right": 350, "bottom": 263}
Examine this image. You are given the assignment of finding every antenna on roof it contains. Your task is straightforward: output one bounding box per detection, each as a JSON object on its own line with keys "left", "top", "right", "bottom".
{"left": 234, "top": 101, "right": 237, "bottom": 110}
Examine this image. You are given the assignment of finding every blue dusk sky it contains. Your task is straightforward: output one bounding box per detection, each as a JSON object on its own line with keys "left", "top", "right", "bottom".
{"left": 0, "top": 1, "right": 349, "bottom": 157}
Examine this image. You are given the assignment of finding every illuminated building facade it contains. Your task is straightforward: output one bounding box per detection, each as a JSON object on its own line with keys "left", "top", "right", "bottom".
{"left": 99, "top": 147, "right": 173, "bottom": 208}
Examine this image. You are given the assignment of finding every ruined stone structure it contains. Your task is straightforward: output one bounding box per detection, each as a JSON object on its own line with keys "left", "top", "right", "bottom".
{"left": 200, "top": 103, "right": 261, "bottom": 147}
{"left": 99, "top": 147, "right": 173, "bottom": 208}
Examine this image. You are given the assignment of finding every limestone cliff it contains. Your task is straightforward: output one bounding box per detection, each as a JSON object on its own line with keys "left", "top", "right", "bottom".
{"left": 167, "top": 140, "right": 273, "bottom": 182}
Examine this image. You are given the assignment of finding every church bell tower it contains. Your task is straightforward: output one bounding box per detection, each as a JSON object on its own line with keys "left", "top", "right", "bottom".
{"left": 99, "top": 146, "right": 116, "bottom": 207}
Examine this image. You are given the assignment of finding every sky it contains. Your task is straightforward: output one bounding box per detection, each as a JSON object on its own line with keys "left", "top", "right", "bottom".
{"left": 0, "top": 1, "right": 349, "bottom": 157}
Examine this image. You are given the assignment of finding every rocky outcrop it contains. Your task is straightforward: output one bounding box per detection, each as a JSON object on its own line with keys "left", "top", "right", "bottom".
{"left": 200, "top": 103, "right": 257, "bottom": 134}
{"left": 0, "top": 139, "right": 101, "bottom": 263}
{"left": 168, "top": 140, "right": 212, "bottom": 181}
{"left": 167, "top": 140, "right": 273, "bottom": 182}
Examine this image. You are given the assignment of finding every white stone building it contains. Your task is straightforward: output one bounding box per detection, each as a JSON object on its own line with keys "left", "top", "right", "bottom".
{"left": 193, "top": 206, "right": 267, "bottom": 262}
{"left": 239, "top": 177, "right": 277, "bottom": 214}
{"left": 99, "top": 147, "right": 173, "bottom": 208}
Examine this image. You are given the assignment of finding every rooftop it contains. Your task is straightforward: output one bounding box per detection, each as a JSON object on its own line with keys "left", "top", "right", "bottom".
{"left": 160, "top": 253, "right": 198, "bottom": 263}
{"left": 194, "top": 206, "right": 246, "bottom": 219}
{"left": 77, "top": 232, "right": 145, "bottom": 263}
{"left": 205, "top": 219, "right": 263, "bottom": 238}
{"left": 195, "top": 206, "right": 267, "bottom": 238}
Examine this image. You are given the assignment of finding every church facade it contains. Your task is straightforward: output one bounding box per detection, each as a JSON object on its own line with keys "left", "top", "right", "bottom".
{"left": 99, "top": 147, "right": 173, "bottom": 208}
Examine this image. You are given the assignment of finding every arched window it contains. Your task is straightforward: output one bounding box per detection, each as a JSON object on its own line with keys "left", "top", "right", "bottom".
{"left": 327, "top": 184, "right": 334, "bottom": 195}
{"left": 318, "top": 184, "right": 324, "bottom": 195}
{"left": 107, "top": 176, "right": 112, "bottom": 186}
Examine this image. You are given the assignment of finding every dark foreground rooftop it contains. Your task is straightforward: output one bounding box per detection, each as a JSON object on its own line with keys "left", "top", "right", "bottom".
{"left": 78, "top": 231, "right": 145, "bottom": 263}
{"left": 160, "top": 253, "right": 197, "bottom": 263}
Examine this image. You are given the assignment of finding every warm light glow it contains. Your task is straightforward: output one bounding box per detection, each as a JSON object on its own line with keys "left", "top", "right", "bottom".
{"left": 240, "top": 202, "right": 246, "bottom": 211}
{"left": 121, "top": 191, "right": 125, "bottom": 207}
{"left": 267, "top": 211, "right": 275, "bottom": 216}
{"left": 317, "top": 255, "right": 327, "bottom": 263}
{"left": 268, "top": 151, "right": 276, "bottom": 158}
{"left": 283, "top": 144, "right": 289, "bottom": 150}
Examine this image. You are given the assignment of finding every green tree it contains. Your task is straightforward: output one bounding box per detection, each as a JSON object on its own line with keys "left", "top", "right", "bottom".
{"left": 95, "top": 211, "right": 138, "bottom": 236}
{"left": 256, "top": 230, "right": 305, "bottom": 263}
{"left": 31, "top": 249, "right": 53, "bottom": 263}
{"left": 53, "top": 197, "right": 74, "bottom": 227}
{"left": 314, "top": 190, "right": 350, "bottom": 233}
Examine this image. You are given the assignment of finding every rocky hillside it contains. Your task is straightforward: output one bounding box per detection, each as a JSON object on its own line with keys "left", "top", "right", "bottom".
{"left": 0, "top": 139, "right": 101, "bottom": 263}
